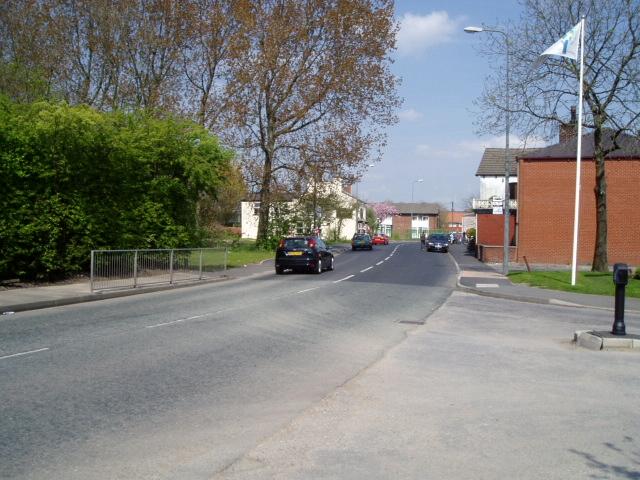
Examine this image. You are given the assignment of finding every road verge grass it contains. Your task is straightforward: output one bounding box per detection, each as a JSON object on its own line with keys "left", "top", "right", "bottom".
{"left": 508, "top": 270, "right": 640, "bottom": 298}
{"left": 224, "top": 240, "right": 274, "bottom": 268}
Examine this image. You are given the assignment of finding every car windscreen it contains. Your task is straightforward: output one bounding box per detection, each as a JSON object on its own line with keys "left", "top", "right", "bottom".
{"left": 429, "top": 235, "right": 448, "bottom": 242}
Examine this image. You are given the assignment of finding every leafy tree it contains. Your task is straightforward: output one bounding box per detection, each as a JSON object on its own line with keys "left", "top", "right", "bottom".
{"left": 197, "top": 161, "right": 247, "bottom": 230}
{"left": 365, "top": 206, "right": 378, "bottom": 234}
{"left": 333, "top": 203, "right": 356, "bottom": 241}
{"left": 222, "top": 0, "right": 400, "bottom": 246}
{"left": 474, "top": 0, "right": 640, "bottom": 271}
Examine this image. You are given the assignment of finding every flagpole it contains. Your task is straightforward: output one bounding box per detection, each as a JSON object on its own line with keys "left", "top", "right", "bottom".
{"left": 570, "top": 17, "right": 585, "bottom": 286}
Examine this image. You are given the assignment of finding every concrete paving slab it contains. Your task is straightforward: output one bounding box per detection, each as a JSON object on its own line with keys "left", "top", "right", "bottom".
{"left": 213, "top": 292, "right": 640, "bottom": 480}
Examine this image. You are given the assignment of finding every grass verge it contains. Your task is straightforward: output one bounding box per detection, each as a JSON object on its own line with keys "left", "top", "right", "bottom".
{"left": 508, "top": 270, "right": 640, "bottom": 298}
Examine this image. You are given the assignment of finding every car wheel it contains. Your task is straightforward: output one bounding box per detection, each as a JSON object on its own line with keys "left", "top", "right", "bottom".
{"left": 328, "top": 256, "right": 334, "bottom": 271}
{"left": 276, "top": 266, "right": 284, "bottom": 274}
{"left": 314, "top": 259, "right": 322, "bottom": 274}
{"left": 352, "top": 246, "right": 356, "bottom": 251}
{"left": 369, "top": 245, "right": 373, "bottom": 250}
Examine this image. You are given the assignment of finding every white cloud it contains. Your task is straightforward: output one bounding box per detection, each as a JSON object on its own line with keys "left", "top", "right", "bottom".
{"left": 397, "top": 11, "right": 459, "bottom": 57}
{"left": 398, "top": 108, "right": 424, "bottom": 121}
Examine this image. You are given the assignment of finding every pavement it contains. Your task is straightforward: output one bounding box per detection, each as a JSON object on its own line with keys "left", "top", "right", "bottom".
{"left": 448, "top": 243, "right": 640, "bottom": 313}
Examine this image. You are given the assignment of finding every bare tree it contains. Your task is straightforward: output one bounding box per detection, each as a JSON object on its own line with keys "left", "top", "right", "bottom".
{"left": 222, "top": 0, "right": 400, "bottom": 245}
{"left": 55, "top": 0, "right": 125, "bottom": 108}
{"left": 118, "top": 0, "right": 189, "bottom": 110}
{"left": 474, "top": 0, "right": 640, "bottom": 271}
{"left": 180, "top": 0, "right": 245, "bottom": 126}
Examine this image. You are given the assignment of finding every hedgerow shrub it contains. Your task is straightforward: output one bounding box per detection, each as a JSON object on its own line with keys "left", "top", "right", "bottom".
{"left": 0, "top": 96, "right": 231, "bottom": 280}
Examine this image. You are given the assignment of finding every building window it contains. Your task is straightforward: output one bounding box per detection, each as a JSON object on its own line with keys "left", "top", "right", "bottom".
{"left": 253, "top": 202, "right": 260, "bottom": 216}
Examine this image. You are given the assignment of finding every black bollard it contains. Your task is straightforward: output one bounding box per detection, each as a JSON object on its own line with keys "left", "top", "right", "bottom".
{"left": 611, "top": 263, "right": 629, "bottom": 336}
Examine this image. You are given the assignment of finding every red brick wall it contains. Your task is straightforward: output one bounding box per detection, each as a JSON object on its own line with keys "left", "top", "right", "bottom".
{"left": 478, "top": 245, "right": 517, "bottom": 262}
{"left": 477, "top": 213, "right": 516, "bottom": 245}
{"left": 393, "top": 214, "right": 411, "bottom": 236}
{"left": 518, "top": 158, "right": 640, "bottom": 265}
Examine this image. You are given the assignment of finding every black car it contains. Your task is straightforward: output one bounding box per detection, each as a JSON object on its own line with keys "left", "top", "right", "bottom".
{"left": 426, "top": 234, "right": 450, "bottom": 253}
{"left": 275, "top": 236, "right": 334, "bottom": 274}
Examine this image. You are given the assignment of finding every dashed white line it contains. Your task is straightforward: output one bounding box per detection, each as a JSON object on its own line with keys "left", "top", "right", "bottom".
{"left": 476, "top": 283, "right": 499, "bottom": 288}
{"left": 297, "top": 287, "right": 319, "bottom": 294}
{"left": 360, "top": 267, "right": 373, "bottom": 272}
{"left": 0, "top": 347, "right": 49, "bottom": 361}
{"left": 146, "top": 314, "right": 205, "bottom": 329}
{"left": 385, "top": 256, "right": 391, "bottom": 260}
{"left": 334, "top": 275, "right": 354, "bottom": 283}
{"left": 376, "top": 261, "right": 384, "bottom": 266}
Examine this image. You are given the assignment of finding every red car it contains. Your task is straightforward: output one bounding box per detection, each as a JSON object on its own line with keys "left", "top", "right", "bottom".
{"left": 372, "top": 233, "right": 389, "bottom": 245}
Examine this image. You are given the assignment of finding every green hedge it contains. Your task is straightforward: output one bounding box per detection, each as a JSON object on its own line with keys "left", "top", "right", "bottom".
{"left": 0, "top": 97, "right": 231, "bottom": 280}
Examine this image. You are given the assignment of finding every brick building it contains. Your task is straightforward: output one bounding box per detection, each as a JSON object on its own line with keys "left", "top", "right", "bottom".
{"left": 378, "top": 203, "right": 440, "bottom": 239}
{"left": 517, "top": 131, "right": 640, "bottom": 266}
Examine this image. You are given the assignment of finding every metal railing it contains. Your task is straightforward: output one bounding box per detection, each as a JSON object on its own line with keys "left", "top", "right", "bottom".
{"left": 90, "top": 248, "right": 228, "bottom": 292}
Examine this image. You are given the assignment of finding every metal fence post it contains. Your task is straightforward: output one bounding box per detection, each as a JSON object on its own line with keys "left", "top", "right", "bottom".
{"left": 169, "top": 249, "right": 174, "bottom": 284}
{"left": 224, "top": 247, "right": 228, "bottom": 271}
{"left": 133, "top": 250, "right": 138, "bottom": 288}
{"left": 90, "top": 250, "right": 95, "bottom": 293}
{"left": 199, "top": 249, "right": 203, "bottom": 280}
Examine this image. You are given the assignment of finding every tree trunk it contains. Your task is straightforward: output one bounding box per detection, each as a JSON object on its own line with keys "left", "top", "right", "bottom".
{"left": 256, "top": 150, "right": 273, "bottom": 246}
{"left": 592, "top": 126, "right": 608, "bottom": 272}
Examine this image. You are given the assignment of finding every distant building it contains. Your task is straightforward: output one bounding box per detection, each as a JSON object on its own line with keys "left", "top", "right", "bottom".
{"left": 379, "top": 203, "right": 440, "bottom": 239}
{"left": 240, "top": 180, "right": 363, "bottom": 240}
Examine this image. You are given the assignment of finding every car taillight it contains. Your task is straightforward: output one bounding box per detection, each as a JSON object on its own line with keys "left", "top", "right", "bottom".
{"left": 278, "top": 239, "right": 285, "bottom": 248}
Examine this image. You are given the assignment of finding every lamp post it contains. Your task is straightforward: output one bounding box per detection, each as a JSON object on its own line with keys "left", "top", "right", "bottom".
{"left": 354, "top": 164, "right": 375, "bottom": 234}
{"left": 464, "top": 25, "right": 511, "bottom": 276}
{"left": 410, "top": 178, "right": 423, "bottom": 239}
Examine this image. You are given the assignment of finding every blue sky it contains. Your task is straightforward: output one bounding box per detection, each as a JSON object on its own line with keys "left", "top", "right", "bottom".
{"left": 358, "top": 0, "right": 524, "bottom": 208}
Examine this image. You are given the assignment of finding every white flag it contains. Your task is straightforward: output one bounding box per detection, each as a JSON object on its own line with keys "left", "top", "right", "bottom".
{"left": 540, "top": 21, "right": 582, "bottom": 60}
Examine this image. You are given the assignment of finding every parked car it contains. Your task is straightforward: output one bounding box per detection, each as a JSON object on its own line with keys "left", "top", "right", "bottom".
{"left": 372, "top": 233, "right": 389, "bottom": 245}
{"left": 426, "top": 233, "right": 450, "bottom": 253}
{"left": 275, "top": 236, "right": 334, "bottom": 274}
{"left": 352, "top": 233, "right": 373, "bottom": 250}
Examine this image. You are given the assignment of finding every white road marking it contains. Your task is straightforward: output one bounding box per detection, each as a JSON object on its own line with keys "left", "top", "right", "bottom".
{"left": 146, "top": 314, "right": 205, "bottom": 329}
{"left": 550, "top": 299, "right": 583, "bottom": 307}
{"left": 297, "top": 287, "right": 319, "bottom": 294}
{"left": 385, "top": 256, "right": 391, "bottom": 260}
{"left": 0, "top": 347, "right": 49, "bottom": 361}
{"left": 334, "top": 275, "right": 354, "bottom": 283}
{"left": 476, "top": 283, "right": 500, "bottom": 288}
{"left": 146, "top": 319, "right": 186, "bottom": 328}
{"left": 376, "top": 261, "right": 384, "bottom": 265}
{"left": 360, "top": 267, "right": 373, "bottom": 272}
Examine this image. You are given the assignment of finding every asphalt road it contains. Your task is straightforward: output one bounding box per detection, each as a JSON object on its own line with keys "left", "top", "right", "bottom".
{"left": 0, "top": 242, "right": 457, "bottom": 479}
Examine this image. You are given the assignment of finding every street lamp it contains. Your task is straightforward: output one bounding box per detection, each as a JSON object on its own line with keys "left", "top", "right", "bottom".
{"left": 354, "top": 164, "right": 376, "bottom": 234}
{"left": 411, "top": 178, "right": 423, "bottom": 203}
{"left": 465, "top": 25, "right": 511, "bottom": 276}
{"left": 410, "top": 178, "right": 423, "bottom": 239}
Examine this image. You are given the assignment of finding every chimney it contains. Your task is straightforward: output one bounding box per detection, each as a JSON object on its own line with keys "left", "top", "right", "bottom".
{"left": 559, "top": 106, "right": 577, "bottom": 143}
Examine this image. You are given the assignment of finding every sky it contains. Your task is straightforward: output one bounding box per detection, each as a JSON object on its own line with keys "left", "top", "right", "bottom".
{"left": 357, "top": 0, "right": 525, "bottom": 209}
